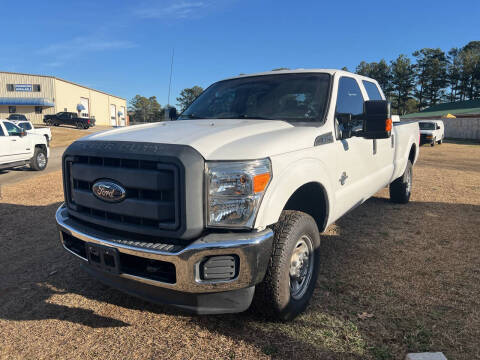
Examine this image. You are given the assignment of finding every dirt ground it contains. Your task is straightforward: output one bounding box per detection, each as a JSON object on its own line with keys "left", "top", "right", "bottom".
{"left": 49, "top": 126, "right": 111, "bottom": 148}
{"left": 0, "top": 142, "right": 479, "bottom": 360}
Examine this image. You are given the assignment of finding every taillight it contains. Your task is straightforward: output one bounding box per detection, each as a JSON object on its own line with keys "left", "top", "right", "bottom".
{"left": 87, "top": 119, "right": 90, "bottom": 124}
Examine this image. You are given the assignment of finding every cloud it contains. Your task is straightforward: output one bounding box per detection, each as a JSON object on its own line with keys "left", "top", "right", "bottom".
{"left": 37, "top": 36, "right": 137, "bottom": 68}
{"left": 134, "top": 0, "right": 212, "bottom": 19}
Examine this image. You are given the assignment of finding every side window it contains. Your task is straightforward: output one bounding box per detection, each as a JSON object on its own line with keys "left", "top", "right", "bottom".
{"left": 3, "top": 122, "right": 21, "bottom": 135}
{"left": 0, "top": 125, "right": 5, "bottom": 136}
{"left": 336, "top": 77, "right": 364, "bottom": 116}
{"left": 362, "top": 81, "right": 383, "bottom": 100}
{"left": 335, "top": 77, "right": 364, "bottom": 137}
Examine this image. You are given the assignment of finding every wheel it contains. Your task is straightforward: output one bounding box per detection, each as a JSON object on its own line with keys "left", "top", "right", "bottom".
{"left": 44, "top": 119, "right": 51, "bottom": 125}
{"left": 254, "top": 210, "right": 321, "bottom": 321}
{"left": 54, "top": 123, "right": 59, "bottom": 126}
{"left": 431, "top": 138, "right": 435, "bottom": 147}
{"left": 389, "top": 160, "right": 412, "bottom": 203}
{"left": 83, "top": 123, "right": 90, "bottom": 129}
{"left": 30, "top": 147, "right": 48, "bottom": 171}
{"left": 438, "top": 138, "right": 443, "bottom": 145}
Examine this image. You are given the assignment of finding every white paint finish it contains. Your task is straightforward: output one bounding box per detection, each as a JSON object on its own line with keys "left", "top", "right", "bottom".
{"left": 405, "top": 352, "right": 447, "bottom": 360}
{"left": 77, "top": 69, "right": 420, "bottom": 230}
{"left": 0, "top": 120, "right": 49, "bottom": 166}
{"left": 419, "top": 120, "right": 445, "bottom": 142}
{"left": 13, "top": 120, "right": 52, "bottom": 141}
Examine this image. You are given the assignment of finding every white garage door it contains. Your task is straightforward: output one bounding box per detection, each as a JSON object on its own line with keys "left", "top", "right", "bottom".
{"left": 110, "top": 104, "right": 117, "bottom": 126}
{"left": 80, "top": 97, "right": 89, "bottom": 118}
{"left": 119, "top": 106, "right": 126, "bottom": 126}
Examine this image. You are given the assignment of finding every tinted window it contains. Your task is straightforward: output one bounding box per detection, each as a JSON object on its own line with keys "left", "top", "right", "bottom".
{"left": 18, "top": 122, "right": 32, "bottom": 130}
{"left": 419, "top": 122, "right": 435, "bottom": 130}
{"left": 179, "top": 73, "right": 331, "bottom": 122}
{"left": 3, "top": 121, "right": 22, "bottom": 135}
{"left": 362, "top": 81, "right": 383, "bottom": 100}
{"left": 0, "top": 125, "right": 4, "bottom": 136}
{"left": 336, "top": 77, "right": 364, "bottom": 116}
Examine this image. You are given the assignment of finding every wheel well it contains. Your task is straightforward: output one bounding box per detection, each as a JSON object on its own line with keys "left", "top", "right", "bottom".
{"left": 409, "top": 144, "right": 416, "bottom": 163}
{"left": 35, "top": 144, "right": 47, "bottom": 152}
{"left": 283, "top": 182, "right": 329, "bottom": 232}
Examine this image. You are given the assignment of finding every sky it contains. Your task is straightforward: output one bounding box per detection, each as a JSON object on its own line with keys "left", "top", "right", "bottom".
{"left": 1, "top": 0, "right": 479, "bottom": 107}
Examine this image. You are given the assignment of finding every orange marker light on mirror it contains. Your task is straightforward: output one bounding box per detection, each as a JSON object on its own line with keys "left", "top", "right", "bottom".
{"left": 385, "top": 118, "right": 392, "bottom": 132}
{"left": 253, "top": 173, "right": 271, "bottom": 193}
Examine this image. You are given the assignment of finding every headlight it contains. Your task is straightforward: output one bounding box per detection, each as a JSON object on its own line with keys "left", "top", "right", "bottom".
{"left": 206, "top": 159, "right": 272, "bottom": 228}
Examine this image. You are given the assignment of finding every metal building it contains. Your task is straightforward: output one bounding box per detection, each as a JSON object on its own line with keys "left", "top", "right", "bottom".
{"left": 0, "top": 71, "right": 127, "bottom": 126}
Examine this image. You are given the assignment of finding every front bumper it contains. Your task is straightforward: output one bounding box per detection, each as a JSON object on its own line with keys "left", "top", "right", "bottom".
{"left": 56, "top": 204, "right": 274, "bottom": 313}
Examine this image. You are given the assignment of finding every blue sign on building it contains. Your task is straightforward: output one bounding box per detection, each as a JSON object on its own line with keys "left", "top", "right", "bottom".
{"left": 15, "top": 84, "right": 32, "bottom": 92}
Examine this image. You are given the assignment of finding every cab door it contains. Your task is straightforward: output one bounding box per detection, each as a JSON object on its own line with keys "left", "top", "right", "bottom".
{"left": 331, "top": 76, "right": 374, "bottom": 220}
{"left": 361, "top": 80, "right": 395, "bottom": 188}
{"left": 2, "top": 121, "right": 31, "bottom": 162}
{"left": 0, "top": 123, "right": 13, "bottom": 163}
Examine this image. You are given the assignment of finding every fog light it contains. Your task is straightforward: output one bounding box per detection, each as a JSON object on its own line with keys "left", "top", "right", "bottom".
{"left": 199, "top": 255, "right": 238, "bottom": 281}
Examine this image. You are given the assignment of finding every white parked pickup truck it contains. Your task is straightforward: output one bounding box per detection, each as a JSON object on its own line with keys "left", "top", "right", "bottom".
{"left": 10, "top": 120, "right": 52, "bottom": 145}
{"left": 419, "top": 119, "right": 444, "bottom": 146}
{"left": 56, "top": 69, "right": 419, "bottom": 320}
{"left": 0, "top": 120, "right": 49, "bottom": 171}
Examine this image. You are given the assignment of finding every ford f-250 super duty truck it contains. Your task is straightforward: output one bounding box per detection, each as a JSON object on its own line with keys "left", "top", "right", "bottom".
{"left": 56, "top": 69, "right": 419, "bottom": 320}
{"left": 0, "top": 119, "right": 49, "bottom": 171}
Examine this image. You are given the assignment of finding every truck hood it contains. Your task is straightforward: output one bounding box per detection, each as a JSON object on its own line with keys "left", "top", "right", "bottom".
{"left": 81, "top": 119, "right": 319, "bottom": 160}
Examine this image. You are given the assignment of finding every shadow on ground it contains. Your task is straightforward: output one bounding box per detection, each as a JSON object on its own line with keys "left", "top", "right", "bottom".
{"left": 0, "top": 197, "right": 478, "bottom": 359}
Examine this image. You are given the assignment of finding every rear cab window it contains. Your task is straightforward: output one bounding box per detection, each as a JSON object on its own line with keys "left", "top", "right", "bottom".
{"left": 362, "top": 80, "right": 383, "bottom": 100}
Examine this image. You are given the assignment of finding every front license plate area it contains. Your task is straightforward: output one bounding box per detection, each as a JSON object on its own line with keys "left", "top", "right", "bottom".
{"left": 86, "top": 243, "right": 120, "bottom": 274}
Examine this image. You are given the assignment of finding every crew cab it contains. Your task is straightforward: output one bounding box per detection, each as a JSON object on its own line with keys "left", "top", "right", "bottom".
{"left": 419, "top": 120, "right": 444, "bottom": 146}
{"left": 56, "top": 69, "right": 419, "bottom": 320}
{"left": 0, "top": 120, "right": 49, "bottom": 171}
{"left": 11, "top": 120, "right": 52, "bottom": 145}
{"left": 44, "top": 112, "right": 95, "bottom": 129}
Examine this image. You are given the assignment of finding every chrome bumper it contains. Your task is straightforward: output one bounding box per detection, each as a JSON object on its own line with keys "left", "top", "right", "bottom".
{"left": 56, "top": 204, "right": 273, "bottom": 294}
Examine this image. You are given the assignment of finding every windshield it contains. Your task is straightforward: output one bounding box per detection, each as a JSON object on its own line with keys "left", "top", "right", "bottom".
{"left": 419, "top": 122, "right": 436, "bottom": 130}
{"left": 18, "top": 122, "right": 32, "bottom": 130}
{"left": 178, "top": 73, "right": 331, "bottom": 122}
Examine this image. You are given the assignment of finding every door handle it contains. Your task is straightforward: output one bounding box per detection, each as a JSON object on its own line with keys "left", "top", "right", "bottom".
{"left": 11, "top": 139, "right": 17, "bottom": 141}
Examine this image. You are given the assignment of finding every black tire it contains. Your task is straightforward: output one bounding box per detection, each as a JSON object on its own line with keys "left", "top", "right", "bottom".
{"left": 29, "top": 147, "right": 48, "bottom": 171}
{"left": 83, "top": 123, "right": 90, "bottom": 129}
{"left": 75, "top": 121, "right": 82, "bottom": 129}
{"left": 431, "top": 138, "right": 435, "bottom": 147}
{"left": 438, "top": 138, "right": 443, "bottom": 144}
{"left": 254, "top": 210, "right": 321, "bottom": 321}
{"left": 54, "top": 122, "right": 59, "bottom": 126}
{"left": 389, "top": 160, "right": 412, "bottom": 203}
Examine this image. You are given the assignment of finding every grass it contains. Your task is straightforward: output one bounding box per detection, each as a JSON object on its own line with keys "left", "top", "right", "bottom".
{"left": 0, "top": 142, "right": 479, "bottom": 359}
{"left": 48, "top": 125, "right": 111, "bottom": 148}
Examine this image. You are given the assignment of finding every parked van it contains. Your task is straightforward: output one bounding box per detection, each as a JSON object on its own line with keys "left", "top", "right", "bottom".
{"left": 419, "top": 120, "right": 444, "bottom": 146}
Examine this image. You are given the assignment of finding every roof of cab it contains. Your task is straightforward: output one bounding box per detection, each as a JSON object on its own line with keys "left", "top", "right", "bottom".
{"left": 224, "top": 68, "right": 377, "bottom": 82}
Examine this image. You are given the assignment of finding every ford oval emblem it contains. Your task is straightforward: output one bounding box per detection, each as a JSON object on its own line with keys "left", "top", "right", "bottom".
{"left": 92, "top": 180, "right": 126, "bottom": 203}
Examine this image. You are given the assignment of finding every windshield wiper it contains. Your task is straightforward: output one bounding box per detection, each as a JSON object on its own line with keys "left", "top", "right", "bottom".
{"left": 217, "top": 114, "right": 273, "bottom": 120}
{"left": 178, "top": 114, "right": 206, "bottom": 119}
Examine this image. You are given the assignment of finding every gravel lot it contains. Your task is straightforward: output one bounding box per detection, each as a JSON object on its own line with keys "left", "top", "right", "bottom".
{"left": 0, "top": 142, "right": 479, "bottom": 360}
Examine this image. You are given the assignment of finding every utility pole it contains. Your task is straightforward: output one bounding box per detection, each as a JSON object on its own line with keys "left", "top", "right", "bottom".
{"left": 167, "top": 48, "right": 174, "bottom": 107}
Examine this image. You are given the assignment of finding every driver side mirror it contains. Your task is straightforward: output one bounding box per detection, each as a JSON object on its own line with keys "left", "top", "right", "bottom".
{"left": 362, "top": 100, "right": 392, "bottom": 139}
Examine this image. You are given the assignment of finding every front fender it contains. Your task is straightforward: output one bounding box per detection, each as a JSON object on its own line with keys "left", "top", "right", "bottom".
{"left": 254, "top": 156, "right": 333, "bottom": 229}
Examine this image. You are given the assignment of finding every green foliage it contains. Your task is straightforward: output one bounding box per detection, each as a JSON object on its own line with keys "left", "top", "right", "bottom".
{"left": 176, "top": 86, "right": 204, "bottom": 111}
{"left": 355, "top": 41, "right": 480, "bottom": 114}
{"left": 128, "top": 95, "right": 164, "bottom": 123}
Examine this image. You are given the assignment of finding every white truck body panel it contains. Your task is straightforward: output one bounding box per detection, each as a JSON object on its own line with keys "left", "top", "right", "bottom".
{"left": 79, "top": 69, "right": 419, "bottom": 230}
{"left": 419, "top": 120, "right": 444, "bottom": 143}
{"left": 0, "top": 120, "right": 49, "bottom": 166}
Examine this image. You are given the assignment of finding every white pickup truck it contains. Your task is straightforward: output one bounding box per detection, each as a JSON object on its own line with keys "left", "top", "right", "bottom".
{"left": 56, "top": 69, "right": 419, "bottom": 320}
{"left": 0, "top": 120, "right": 49, "bottom": 171}
{"left": 13, "top": 120, "right": 52, "bottom": 145}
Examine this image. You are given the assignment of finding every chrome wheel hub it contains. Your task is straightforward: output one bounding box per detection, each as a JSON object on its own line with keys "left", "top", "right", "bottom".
{"left": 37, "top": 152, "right": 47, "bottom": 168}
{"left": 289, "top": 235, "right": 314, "bottom": 300}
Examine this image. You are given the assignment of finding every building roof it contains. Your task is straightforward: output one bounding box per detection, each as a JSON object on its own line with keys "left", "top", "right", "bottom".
{"left": 403, "top": 99, "right": 480, "bottom": 119}
{"left": 0, "top": 71, "right": 125, "bottom": 101}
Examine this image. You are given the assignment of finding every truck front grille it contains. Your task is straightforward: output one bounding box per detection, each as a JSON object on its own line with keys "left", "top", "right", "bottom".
{"left": 62, "top": 141, "right": 205, "bottom": 241}
{"left": 65, "top": 154, "right": 180, "bottom": 237}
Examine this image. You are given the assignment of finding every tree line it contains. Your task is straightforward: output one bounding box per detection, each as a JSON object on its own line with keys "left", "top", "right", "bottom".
{"left": 129, "top": 40, "right": 479, "bottom": 121}
{"left": 128, "top": 86, "right": 203, "bottom": 123}
{"left": 353, "top": 41, "right": 480, "bottom": 114}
